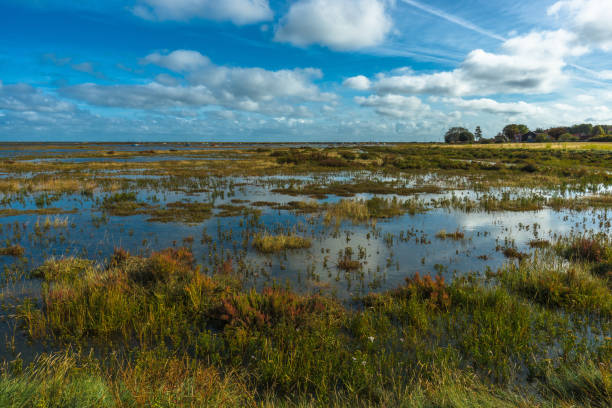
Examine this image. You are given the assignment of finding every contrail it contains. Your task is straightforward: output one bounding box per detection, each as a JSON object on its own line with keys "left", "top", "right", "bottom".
{"left": 399, "top": 0, "right": 607, "bottom": 83}
{"left": 399, "top": 0, "right": 507, "bottom": 42}
{"left": 568, "top": 63, "right": 612, "bottom": 84}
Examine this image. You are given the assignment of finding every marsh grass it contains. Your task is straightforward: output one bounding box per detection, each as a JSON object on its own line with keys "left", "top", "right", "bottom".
{"left": 100, "top": 191, "right": 150, "bottom": 216}
{"left": 253, "top": 234, "right": 312, "bottom": 253}
{"left": 0, "top": 245, "right": 24, "bottom": 257}
{"left": 3, "top": 142, "right": 612, "bottom": 406}
{"left": 558, "top": 235, "right": 611, "bottom": 264}
{"left": 529, "top": 239, "right": 551, "bottom": 248}
{"left": 8, "top": 248, "right": 612, "bottom": 406}
{"left": 499, "top": 255, "right": 612, "bottom": 316}
{"left": 435, "top": 229, "right": 465, "bottom": 240}
{"left": 556, "top": 235, "right": 612, "bottom": 279}
{"left": 325, "top": 196, "right": 418, "bottom": 225}
{"left": 148, "top": 201, "right": 214, "bottom": 223}
{"left": 502, "top": 247, "right": 529, "bottom": 260}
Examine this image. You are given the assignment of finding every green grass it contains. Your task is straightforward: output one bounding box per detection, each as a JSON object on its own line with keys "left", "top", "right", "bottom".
{"left": 498, "top": 254, "right": 612, "bottom": 316}
{"left": 324, "top": 196, "right": 421, "bottom": 225}
{"left": 253, "top": 234, "right": 312, "bottom": 253}
{"left": 556, "top": 234, "right": 612, "bottom": 279}
{"left": 10, "top": 248, "right": 611, "bottom": 406}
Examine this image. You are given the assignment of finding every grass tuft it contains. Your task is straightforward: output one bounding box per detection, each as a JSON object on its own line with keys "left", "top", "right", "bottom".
{"left": 253, "top": 234, "right": 312, "bottom": 253}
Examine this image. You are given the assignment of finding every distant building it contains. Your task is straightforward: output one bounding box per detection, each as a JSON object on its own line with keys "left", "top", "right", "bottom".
{"left": 521, "top": 131, "right": 537, "bottom": 142}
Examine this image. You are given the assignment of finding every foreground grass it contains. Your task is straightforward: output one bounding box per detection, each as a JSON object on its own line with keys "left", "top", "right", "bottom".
{"left": 7, "top": 246, "right": 611, "bottom": 407}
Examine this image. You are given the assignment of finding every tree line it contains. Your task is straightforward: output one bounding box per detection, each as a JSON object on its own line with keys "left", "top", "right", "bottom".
{"left": 444, "top": 123, "right": 612, "bottom": 144}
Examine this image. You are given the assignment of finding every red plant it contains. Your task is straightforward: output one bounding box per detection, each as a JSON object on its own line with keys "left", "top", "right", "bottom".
{"left": 218, "top": 257, "right": 233, "bottom": 275}
{"left": 568, "top": 237, "right": 606, "bottom": 263}
{"left": 109, "top": 247, "right": 130, "bottom": 267}
{"left": 129, "top": 247, "right": 196, "bottom": 285}
{"left": 395, "top": 272, "right": 451, "bottom": 310}
{"left": 215, "top": 287, "right": 330, "bottom": 329}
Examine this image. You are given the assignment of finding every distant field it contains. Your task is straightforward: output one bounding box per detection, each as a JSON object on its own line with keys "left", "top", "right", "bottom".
{"left": 440, "top": 141, "right": 612, "bottom": 150}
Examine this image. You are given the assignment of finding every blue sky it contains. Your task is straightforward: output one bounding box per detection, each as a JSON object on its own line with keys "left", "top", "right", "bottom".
{"left": 0, "top": 0, "right": 611, "bottom": 141}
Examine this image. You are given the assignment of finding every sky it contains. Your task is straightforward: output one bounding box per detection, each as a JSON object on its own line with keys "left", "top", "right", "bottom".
{"left": 0, "top": 0, "right": 611, "bottom": 142}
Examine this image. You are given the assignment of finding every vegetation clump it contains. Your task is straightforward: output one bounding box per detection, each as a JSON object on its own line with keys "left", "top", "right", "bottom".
{"left": 337, "top": 256, "right": 361, "bottom": 271}
{"left": 391, "top": 272, "right": 451, "bottom": 310}
{"left": 502, "top": 247, "right": 529, "bottom": 260}
{"left": 435, "top": 229, "right": 465, "bottom": 240}
{"left": 499, "top": 258, "right": 612, "bottom": 316}
{"left": 32, "top": 257, "right": 93, "bottom": 282}
{"left": 101, "top": 191, "right": 149, "bottom": 216}
{"left": 0, "top": 245, "right": 24, "bottom": 257}
{"left": 559, "top": 235, "right": 610, "bottom": 263}
{"left": 529, "top": 239, "right": 551, "bottom": 248}
{"left": 325, "top": 196, "right": 417, "bottom": 224}
{"left": 557, "top": 235, "right": 612, "bottom": 279}
{"left": 253, "top": 234, "right": 312, "bottom": 253}
{"left": 147, "top": 201, "right": 213, "bottom": 223}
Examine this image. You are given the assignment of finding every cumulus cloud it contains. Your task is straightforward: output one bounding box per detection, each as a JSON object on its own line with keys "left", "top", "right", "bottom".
{"left": 355, "top": 94, "right": 429, "bottom": 118}
{"left": 348, "top": 29, "right": 586, "bottom": 97}
{"left": 274, "top": 0, "right": 392, "bottom": 50}
{"left": 143, "top": 50, "right": 210, "bottom": 72}
{"left": 0, "top": 81, "right": 75, "bottom": 113}
{"left": 439, "top": 97, "right": 543, "bottom": 115}
{"left": 61, "top": 50, "right": 334, "bottom": 117}
{"left": 62, "top": 83, "right": 216, "bottom": 109}
{"left": 132, "top": 0, "right": 273, "bottom": 25}
{"left": 343, "top": 75, "right": 372, "bottom": 90}
{"left": 548, "top": 0, "right": 612, "bottom": 51}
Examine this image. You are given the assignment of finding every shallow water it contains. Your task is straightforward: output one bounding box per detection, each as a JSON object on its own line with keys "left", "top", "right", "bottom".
{"left": 1, "top": 176, "right": 608, "bottom": 299}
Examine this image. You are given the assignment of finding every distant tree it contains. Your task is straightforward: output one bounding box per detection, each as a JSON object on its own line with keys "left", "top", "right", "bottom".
{"left": 592, "top": 125, "right": 605, "bottom": 136}
{"left": 502, "top": 124, "right": 529, "bottom": 142}
{"left": 535, "top": 133, "right": 551, "bottom": 143}
{"left": 569, "top": 123, "right": 592, "bottom": 136}
{"left": 444, "top": 127, "right": 475, "bottom": 144}
{"left": 547, "top": 127, "right": 569, "bottom": 140}
{"left": 559, "top": 133, "right": 579, "bottom": 142}
{"left": 474, "top": 126, "right": 483, "bottom": 141}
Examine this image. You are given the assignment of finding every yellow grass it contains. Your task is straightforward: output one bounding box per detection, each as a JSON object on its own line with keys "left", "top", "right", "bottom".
{"left": 253, "top": 233, "right": 312, "bottom": 253}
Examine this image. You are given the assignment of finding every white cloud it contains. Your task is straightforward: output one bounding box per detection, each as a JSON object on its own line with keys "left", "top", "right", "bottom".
{"left": 353, "top": 29, "right": 587, "bottom": 97}
{"left": 597, "top": 71, "right": 612, "bottom": 80}
{"left": 274, "top": 0, "right": 392, "bottom": 50}
{"left": 343, "top": 75, "right": 372, "bottom": 90}
{"left": 143, "top": 50, "right": 210, "bottom": 72}
{"left": 548, "top": 0, "right": 612, "bottom": 51}
{"left": 62, "top": 82, "right": 216, "bottom": 109}
{"left": 0, "top": 82, "right": 75, "bottom": 113}
{"left": 133, "top": 0, "right": 273, "bottom": 25}
{"left": 440, "top": 97, "right": 543, "bottom": 115}
{"left": 61, "top": 51, "right": 335, "bottom": 117}
{"left": 355, "top": 94, "right": 429, "bottom": 118}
